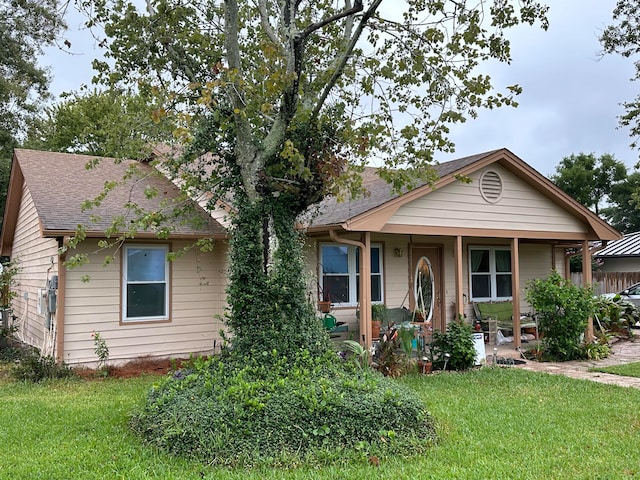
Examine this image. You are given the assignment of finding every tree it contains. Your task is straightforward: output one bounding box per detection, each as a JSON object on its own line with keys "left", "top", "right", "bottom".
{"left": 601, "top": 171, "right": 640, "bottom": 233}
{"left": 0, "top": 0, "right": 67, "bottom": 228}
{"left": 550, "top": 153, "right": 627, "bottom": 215}
{"left": 24, "top": 89, "right": 174, "bottom": 158}
{"left": 80, "top": 0, "right": 549, "bottom": 464}
{"left": 0, "top": 0, "right": 66, "bottom": 158}
{"left": 601, "top": 1, "right": 640, "bottom": 157}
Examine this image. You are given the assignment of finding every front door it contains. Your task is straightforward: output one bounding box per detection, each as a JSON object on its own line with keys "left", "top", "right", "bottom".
{"left": 410, "top": 246, "right": 444, "bottom": 332}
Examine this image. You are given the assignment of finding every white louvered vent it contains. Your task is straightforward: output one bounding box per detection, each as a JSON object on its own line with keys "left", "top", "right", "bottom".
{"left": 479, "top": 170, "right": 503, "bottom": 203}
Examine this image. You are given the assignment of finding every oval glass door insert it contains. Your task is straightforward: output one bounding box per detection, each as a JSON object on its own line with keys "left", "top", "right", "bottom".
{"left": 414, "top": 256, "right": 434, "bottom": 322}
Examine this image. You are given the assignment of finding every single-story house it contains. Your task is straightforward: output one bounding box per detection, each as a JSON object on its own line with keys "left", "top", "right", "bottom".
{"left": 594, "top": 231, "right": 640, "bottom": 272}
{"left": 0, "top": 148, "right": 621, "bottom": 366}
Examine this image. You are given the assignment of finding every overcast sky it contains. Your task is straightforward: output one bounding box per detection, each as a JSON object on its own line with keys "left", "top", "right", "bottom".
{"left": 42, "top": 0, "right": 637, "bottom": 177}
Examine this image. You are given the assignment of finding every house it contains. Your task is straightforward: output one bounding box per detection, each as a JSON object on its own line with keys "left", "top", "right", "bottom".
{"left": 594, "top": 231, "right": 640, "bottom": 272}
{"left": 0, "top": 148, "right": 621, "bottom": 366}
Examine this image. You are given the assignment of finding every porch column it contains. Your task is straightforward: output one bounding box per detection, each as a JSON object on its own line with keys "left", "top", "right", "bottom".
{"left": 511, "top": 238, "right": 521, "bottom": 348}
{"left": 454, "top": 236, "right": 464, "bottom": 319}
{"left": 361, "top": 232, "right": 372, "bottom": 349}
{"left": 582, "top": 240, "right": 594, "bottom": 342}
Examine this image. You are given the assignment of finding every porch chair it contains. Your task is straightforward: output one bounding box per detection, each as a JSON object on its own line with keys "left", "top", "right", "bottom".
{"left": 473, "top": 301, "right": 538, "bottom": 343}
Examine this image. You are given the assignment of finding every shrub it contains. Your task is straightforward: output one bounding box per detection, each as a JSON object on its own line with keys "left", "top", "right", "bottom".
{"left": 11, "top": 347, "right": 74, "bottom": 382}
{"left": 525, "top": 271, "right": 595, "bottom": 361}
{"left": 131, "top": 349, "right": 436, "bottom": 466}
{"left": 592, "top": 294, "right": 637, "bottom": 335}
{"left": 429, "top": 319, "right": 476, "bottom": 370}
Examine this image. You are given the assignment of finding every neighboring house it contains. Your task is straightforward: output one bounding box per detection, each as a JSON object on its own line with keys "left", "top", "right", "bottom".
{"left": 0, "top": 147, "right": 621, "bottom": 366}
{"left": 594, "top": 231, "right": 640, "bottom": 272}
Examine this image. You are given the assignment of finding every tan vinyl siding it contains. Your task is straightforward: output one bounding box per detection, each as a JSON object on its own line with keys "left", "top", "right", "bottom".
{"left": 518, "top": 243, "right": 555, "bottom": 311}
{"left": 63, "top": 239, "right": 228, "bottom": 365}
{"left": 9, "top": 185, "right": 60, "bottom": 356}
{"left": 387, "top": 165, "right": 588, "bottom": 234}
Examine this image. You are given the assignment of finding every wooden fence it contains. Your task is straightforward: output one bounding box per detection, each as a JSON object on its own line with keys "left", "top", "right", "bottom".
{"left": 570, "top": 272, "right": 640, "bottom": 295}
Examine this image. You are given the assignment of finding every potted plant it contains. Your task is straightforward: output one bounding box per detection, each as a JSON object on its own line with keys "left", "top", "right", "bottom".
{"left": 317, "top": 286, "right": 332, "bottom": 313}
{"left": 371, "top": 304, "right": 387, "bottom": 339}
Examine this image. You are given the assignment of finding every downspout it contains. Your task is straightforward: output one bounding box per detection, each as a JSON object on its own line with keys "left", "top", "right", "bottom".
{"left": 329, "top": 229, "right": 371, "bottom": 349}
{"left": 55, "top": 237, "right": 68, "bottom": 364}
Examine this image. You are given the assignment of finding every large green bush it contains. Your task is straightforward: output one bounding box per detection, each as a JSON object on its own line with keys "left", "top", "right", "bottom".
{"left": 525, "top": 271, "right": 595, "bottom": 361}
{"left": 131, "top": 350, "right": 436, "bottom": 466}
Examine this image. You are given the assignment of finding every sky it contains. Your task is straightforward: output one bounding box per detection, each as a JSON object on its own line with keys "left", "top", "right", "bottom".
{"left": 41, "top": 0, "right": 637, "bottom": 177}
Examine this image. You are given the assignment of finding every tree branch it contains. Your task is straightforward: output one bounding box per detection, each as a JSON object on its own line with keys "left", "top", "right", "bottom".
{"left": 301, "top": 0, "right": 363, "bottom": 38}
{"left": 224, "top": 0, "right": 259, "bottom": 197}
{"left": 257, "top": 0, "right": 282, "bottom": 48}
{"left": 312, "top": 0, "right": 383, "bottom": 119}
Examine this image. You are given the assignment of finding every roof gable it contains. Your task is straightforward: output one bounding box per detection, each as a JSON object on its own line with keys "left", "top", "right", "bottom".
{"left": 308, "top": 148, "right": 620, "bottom": 241}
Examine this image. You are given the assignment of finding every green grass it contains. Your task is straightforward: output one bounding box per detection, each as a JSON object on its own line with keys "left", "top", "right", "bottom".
{"left": 2, "top": 368, "right": 640, "bottom": 479}
{"left": 590, "top": 361, "right": 640, "bottom": 378}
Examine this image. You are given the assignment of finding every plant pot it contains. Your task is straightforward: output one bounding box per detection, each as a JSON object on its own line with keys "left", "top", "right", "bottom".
{"left": 371, "top": 320, "right": 381, "bottom": 339}
{"left": 418, "top": 360, "right": 432, "bottom": 374}
{"left": 317, "top": 301, "right": 331, "bottom": 313}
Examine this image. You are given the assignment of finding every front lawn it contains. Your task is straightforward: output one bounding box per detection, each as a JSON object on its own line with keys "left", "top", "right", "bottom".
{"left": 1, "top": 368, "right": 639, "bottom": 479}
{"left": 590, "top": 361, "right": 640, "bottom": 378}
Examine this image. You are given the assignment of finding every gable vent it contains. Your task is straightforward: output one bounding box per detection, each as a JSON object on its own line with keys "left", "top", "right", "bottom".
{"left": 479, "top": 170, "right": 503, "bottom": 203}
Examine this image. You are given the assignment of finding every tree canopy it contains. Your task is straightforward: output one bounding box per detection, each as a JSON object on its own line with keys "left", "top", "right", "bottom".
{"left": 24, "top": 89, "right": 174, "bottom": 158}
{"left": 601, "top": 1, "right": 640, "bottom": 158}
{"left": 0, "top": 0, "right": 66, "bottom": 158}
{"left": 601, "top": 171, "right": 640, "bottom": 233}
{"left": 550, "top": 153, "right": 627, "bottom": 216}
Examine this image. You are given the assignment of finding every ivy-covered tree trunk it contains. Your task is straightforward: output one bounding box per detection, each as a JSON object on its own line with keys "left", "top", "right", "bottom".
{"left": 225, "top": 193, "right": 330, "bottom": 358}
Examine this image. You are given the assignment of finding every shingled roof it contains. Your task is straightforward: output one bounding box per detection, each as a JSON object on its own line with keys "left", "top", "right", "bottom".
{"left": 3, "top": 149, "right": 226, "bottom": 240}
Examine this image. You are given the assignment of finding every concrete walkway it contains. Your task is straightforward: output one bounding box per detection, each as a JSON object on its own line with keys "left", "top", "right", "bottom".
{"left": 497, "top": 336, "right": 640, "bottom": 388}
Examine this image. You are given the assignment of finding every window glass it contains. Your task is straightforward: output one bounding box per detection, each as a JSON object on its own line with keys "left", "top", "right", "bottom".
{"left": 127, "top": 248, "right": 166, "bottom": 281}
{"left": 323, "top": 276, "right": 349, "bottom": 303}
{"left": 472, "top": 275, "right": 491, "bottom": 298}
{"left": 123, "top": 245, "right": 168, "bottom": 321}
{"left": 496, "top": 274, "right": 513, "bottom": 297}
{"left": 321, "top": 246, "right": 348, "bottom": 274}
{"left": 321, "top": 243, "right": 383, "bottom": 305}
{"left": 470, "top": 249, "right": 490, "bottom": 272}
{"left": 127, "top": 284, "right": 166, "bottom": 318}
{"left": 469, "top": 247, "right": 512, "bottom": 300}
{"left": 495, "top": 250, "right": 511, "bottom": 272}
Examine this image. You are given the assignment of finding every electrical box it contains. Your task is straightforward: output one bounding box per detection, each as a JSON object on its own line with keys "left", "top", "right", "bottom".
{"left": 47, "top": 290, "right": 57, "bottom": 313}
{"left": 37, "top": 289, "right": 46, "bottom": 315}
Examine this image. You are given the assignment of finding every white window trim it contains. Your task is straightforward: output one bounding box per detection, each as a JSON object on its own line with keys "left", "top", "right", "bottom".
{"left": 319, "top": 243, "right": 384, "bottom": 307}
{"left": 122, "top": 244, "right": 170, "bottom": 322}
{"left": 469, "top": 246, "right": 512, "bottom": 302}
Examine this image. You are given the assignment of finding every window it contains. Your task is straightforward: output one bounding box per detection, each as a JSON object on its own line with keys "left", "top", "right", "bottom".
{"left": 469, "top": 247, "right": 512, "bottom": 301}
{"left": 122, "top": 245, "right": 169, "bottom": 322}
{"left": 320, "top": 243, "right": 383, "bottom": 306}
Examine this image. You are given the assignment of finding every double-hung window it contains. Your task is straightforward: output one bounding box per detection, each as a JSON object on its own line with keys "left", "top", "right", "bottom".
{"left": 122, "top": 245, "right": 169, "bottom": 322}
{"left": 319, "top": 243, "right": 383, "bottom": 306}
{"left": 469, "top": 246, "right": 512, "bottom": 301}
